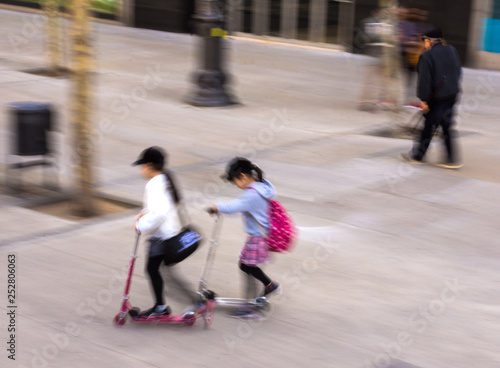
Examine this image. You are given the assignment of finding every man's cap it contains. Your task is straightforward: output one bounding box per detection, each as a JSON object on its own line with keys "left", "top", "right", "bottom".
{"left": 221, "top": 157, "right": 253, "bottom": 182}
{"left": 424, "top": 28, "right": 443, "bottom": 39}
{"left": 132, "top": 146, "right": 165, "bottom": 166}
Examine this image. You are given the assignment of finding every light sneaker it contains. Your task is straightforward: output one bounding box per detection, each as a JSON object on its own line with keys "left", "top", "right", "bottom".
{"left": 434, "top": 161, "right": 464, "bottom": 170}
{"left": 400, "top": 152, "right": 424, "bottom": 165}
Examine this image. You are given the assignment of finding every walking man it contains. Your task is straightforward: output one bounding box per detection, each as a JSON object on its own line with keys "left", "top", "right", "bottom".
{"left": 400, "top": 29, "right": 463, "bottom": 169}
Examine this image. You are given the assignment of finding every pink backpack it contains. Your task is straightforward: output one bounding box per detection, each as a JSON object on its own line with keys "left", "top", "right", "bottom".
{"left": 249, "top": 188, "right": 297, "bottom": 252}
{"left": 265, "top": 199, "right": 298, "bottom": 252}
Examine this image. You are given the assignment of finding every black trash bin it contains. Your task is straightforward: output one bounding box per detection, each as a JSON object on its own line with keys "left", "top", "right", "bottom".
{"left": 6, "top": 102, "right": 58, "bottom": 192}
{"left": 9, "top": 102, "right": 53, "bottom": 156}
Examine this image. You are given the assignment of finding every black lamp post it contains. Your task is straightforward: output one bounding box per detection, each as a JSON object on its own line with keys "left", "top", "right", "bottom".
{"left": 187, "top": 0, "right": 236, "bottom": 107}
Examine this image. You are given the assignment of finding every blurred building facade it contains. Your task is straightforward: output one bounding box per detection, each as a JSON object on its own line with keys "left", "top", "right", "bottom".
{"left": 2, "top": 0, "right": 500, "bottom": 70}
{"left": 126, "top": 0, "right": 500, "bottom": 70}
{"left": 469, "top": 0, "right": 500, "bottom": 69}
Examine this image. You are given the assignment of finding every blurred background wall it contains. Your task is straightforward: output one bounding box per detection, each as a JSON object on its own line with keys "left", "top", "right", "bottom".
{"left": 1, "top": 0, "right": 499, "bottom": 69}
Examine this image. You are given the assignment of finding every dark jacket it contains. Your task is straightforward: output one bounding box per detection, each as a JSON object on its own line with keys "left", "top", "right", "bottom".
{"left": 417, "top": 42, "right": 462, "bottom": 102}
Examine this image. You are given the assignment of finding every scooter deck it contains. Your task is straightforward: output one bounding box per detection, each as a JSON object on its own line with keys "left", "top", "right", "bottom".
{"left": 129, "top": 313, "right": 196, "bottom": 325}
{"left": 114, "top": 299, "right": 215, "bottom": 327}
{"left": 215, "top": 297, "right": 268, "bottom": 307}
{"left": 128, "top": 301, "right": 213, "bottom": 325}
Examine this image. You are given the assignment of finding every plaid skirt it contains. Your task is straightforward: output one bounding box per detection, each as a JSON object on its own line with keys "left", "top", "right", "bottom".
{"left": 240, "top": 236, "right": 269, "bottom": 266}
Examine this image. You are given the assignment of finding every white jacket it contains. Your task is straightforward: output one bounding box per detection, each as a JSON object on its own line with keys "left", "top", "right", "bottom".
{"left": 136, "top": 174, "right": 182, "bottom": 240}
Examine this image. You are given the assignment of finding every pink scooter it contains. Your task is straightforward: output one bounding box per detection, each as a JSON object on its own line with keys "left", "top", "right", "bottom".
{"left": 113, "top": 234, "right": 215, "bottom": 328}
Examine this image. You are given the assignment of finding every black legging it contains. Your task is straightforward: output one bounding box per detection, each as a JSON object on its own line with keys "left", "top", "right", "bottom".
{"left": 239, "top": 262, "right": 271, "bottom": 287}
{"left": 147, "top": 254, "right": 198, "bottom": 306}
{"left": 147, "top": 255, "right": 169, "bottom": 306}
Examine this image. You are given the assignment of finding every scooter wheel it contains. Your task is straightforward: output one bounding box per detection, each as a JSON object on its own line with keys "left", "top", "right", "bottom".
{"left": 182, "top": 311, "right": 196, "bottom": 326}
{"left": 113, "top": 312, "right": 127, "bottom": 326}
{"left": 254, "top": 297, "right": 271, "bottom": 311}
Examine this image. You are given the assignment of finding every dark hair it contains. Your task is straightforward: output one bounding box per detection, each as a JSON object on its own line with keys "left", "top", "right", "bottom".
{"left": 225, "top": 157, "right": 264, "bottom": 183}
{"left": 163, "top": 169, "right": 181, "bottom": 204}
{"left": 147, "top": 152, "right": 181, "bottom": 205}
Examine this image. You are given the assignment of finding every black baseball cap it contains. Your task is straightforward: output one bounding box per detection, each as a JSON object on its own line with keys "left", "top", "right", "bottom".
{"left": 423, "top": 28, "right": 443, "bottom": 39}
{"left": 132, "top": 146, "right": 165, "bottom": 166}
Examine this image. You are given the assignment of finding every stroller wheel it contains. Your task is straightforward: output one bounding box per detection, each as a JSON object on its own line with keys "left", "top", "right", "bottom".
{"left": 203, "top": 304, "right": 214, "bottom": 329}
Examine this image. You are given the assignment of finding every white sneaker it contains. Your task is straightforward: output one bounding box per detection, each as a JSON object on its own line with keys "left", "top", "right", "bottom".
{"left": 434, "top": 162, "right": 464, "bottom": 169}
{"left": 400, "top": 152, "right": 424, "bottom": 164}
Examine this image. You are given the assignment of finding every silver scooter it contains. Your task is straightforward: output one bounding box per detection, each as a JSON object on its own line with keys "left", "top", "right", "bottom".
{"left": 198, "top": 212, "right": 272, "bottom": 315}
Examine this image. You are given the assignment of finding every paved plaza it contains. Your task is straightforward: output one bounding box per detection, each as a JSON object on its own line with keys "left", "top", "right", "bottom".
{"left": 0, "top": 7, "right": 500, "bottom": 368}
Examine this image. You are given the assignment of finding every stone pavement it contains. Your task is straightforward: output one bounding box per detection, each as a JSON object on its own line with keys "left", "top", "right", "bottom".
{"left": 1, "top": 6, "right": 500, "bottom": 368}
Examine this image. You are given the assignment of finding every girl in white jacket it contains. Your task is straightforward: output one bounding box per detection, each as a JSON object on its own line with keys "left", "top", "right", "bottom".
{"left": 132, "top": 146, "right": 183, "bottom": 317}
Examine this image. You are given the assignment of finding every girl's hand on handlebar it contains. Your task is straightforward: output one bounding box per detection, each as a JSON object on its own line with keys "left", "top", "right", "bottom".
{"left": 135, "top": 210, "right": 147, "bottom": 221}
{"left": 135, "top": 210, "right": 147, "bottom": 233}
{"left": 207, "top": 204, "right": 219, "bottom": 215}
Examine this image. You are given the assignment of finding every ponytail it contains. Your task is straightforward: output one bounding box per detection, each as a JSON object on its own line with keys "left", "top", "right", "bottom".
{"left": 225, "top": 157, "right": 265, "bottom": 183}
{"left": 163, "top": 169, "right": 181, "bottom": 204}
{"left": 252, "top": 163, "right": 264, "bottom": 182}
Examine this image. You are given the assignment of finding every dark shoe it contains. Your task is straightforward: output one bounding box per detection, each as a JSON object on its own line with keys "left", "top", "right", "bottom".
{"left": 262, "top": 281, "right": 281, "bottom": 297}
{"left": 138, "top": 305, "right": 172, "bottom": 317}
{"left": 230, "top": 308, "right": 260, "bottom": 319}
{"left": 400, "top": 152, "right": 424, "bottom": 165}
{"left": 434, "top": 161, "right": 464, "bottom": 170}
{"left": 128, "top": 307, "right": 140, "bottom": 317}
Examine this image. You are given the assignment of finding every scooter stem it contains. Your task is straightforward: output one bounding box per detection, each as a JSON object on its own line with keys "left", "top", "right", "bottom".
{"left": 124, "top": 234, "right": 140, "bottom": 297}
{"left": 198, "top": 215, "right": 223, "bottom": 292}
{"left": 132, "top": 233, "right": 141, "bottom": 256}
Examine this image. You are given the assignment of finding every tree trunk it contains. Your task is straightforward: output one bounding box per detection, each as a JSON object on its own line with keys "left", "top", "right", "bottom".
{"left": 70, "top": 0, "right": 97, "bottom": 217}
{"left": 42, "top": 0, "right": 64, "bottom": 75}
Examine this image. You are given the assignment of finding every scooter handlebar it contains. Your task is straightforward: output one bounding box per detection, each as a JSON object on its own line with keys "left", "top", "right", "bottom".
{"left": 206, "top": 207, "right": 218, "bottom": 215}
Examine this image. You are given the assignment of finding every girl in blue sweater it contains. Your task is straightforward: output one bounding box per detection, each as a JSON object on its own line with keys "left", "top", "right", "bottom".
{"left": 209, "top": 157, "right": 280, "bottom": 299}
